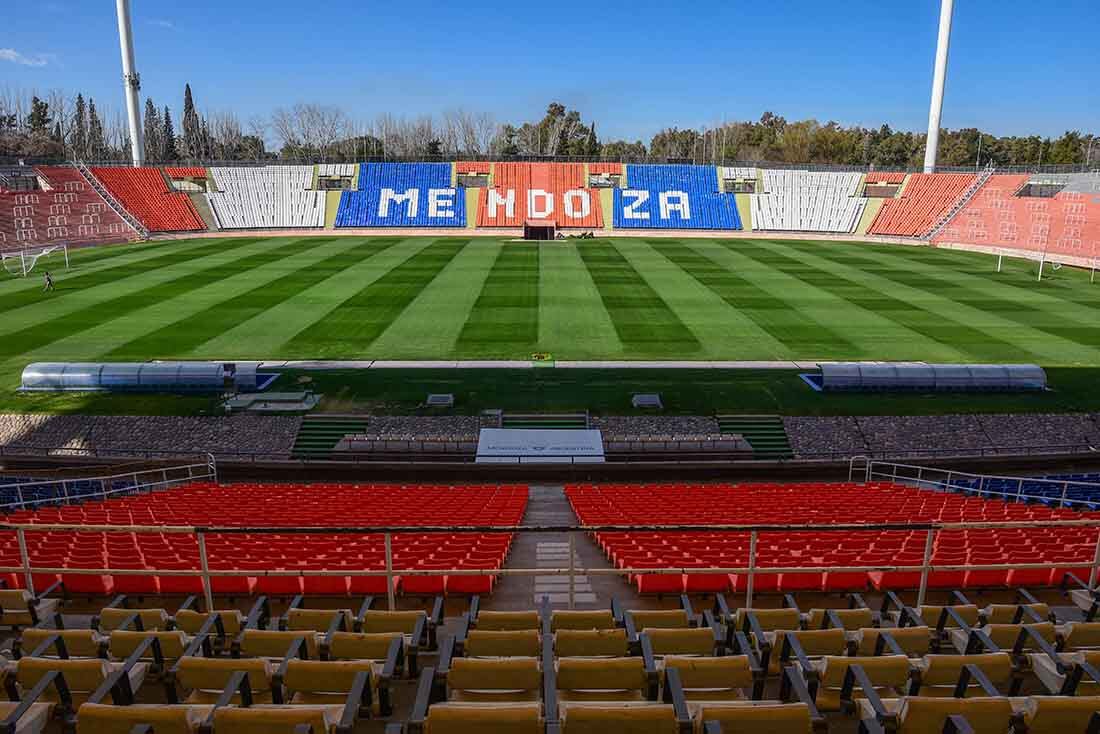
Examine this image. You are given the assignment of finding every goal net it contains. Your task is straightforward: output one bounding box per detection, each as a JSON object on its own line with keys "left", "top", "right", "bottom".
{"left": 1, "top": 244, "right": 69, "bottom": 277}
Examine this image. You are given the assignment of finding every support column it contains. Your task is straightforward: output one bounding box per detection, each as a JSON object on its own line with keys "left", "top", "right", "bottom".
{"left": 923, "top": 0, "right": 955, "bottom": 173}
{"left": 115, "top": 0, "right": 145, "bottom": 167}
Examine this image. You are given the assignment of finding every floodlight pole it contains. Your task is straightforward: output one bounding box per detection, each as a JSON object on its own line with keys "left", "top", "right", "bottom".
{"left": 115, "top": 0, "right": 145, "bottom": 167}
{"left": 923, "top": 0, "right": 954, "bottom": 173}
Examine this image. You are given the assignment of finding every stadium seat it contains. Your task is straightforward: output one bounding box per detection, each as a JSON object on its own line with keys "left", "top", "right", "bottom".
{"left": 337, "top": 164, "right": 465, "bottom": 228}
{"left": 477, "top": 163, "right": 602, "bottom": 229}
{"left": 867, "top": 172, "right": 976, "bottom": 237}
{"left": 614, "top": 165, "right": 740, "bottom": 230}
{"left": 90, "top": 166, "right": 205, "bottom": 232}
{"left": 207, "top": 166, "right": 325, "bottom": 229}
{"left": 751, "top": 170, "right": 866, "bottom": 233}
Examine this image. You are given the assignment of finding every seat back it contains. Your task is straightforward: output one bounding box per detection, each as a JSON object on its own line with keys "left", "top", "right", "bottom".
{"left": 560, "top": 702, "right": 676, "bottom": 734}
{"left": 21, "top": 628, "right": 102, "bottom": 658}
{"left": 696, "top": 702, "right": 812, "bottom": 734}
{"left": 448, "top": 657, "right": 541, "bottom": 700}
{"left": 736, "top": 609, "right": 801, "bottom": 632}
{"left": 556, "top": 657, "right": 648, "bottom": 699}
{"left": 556, "top": 629, "right": 629, "bottom": 658}
{"left": 788, "top": 629, "right": 847, "bottom": 657}
{"left": 98, "top": 608, "right": 170, "bottom": 632}
{"left": 329, "top": 631, "right": 401, "bottom": 660}
{"left": 819, "top": 655, "right": 911, "bottom": 689}
{"left": 552, "top": 610, "right": 616, "bottom": 631}
{"left": 898, "top": 696, "right": 1013, "bottom": 733}
{"left": 645, "top": 628, "right": 715, "bottom": 657}
{"left": 918, "top": 605, "right": 980, "bottom": 628}
{"left": 284, "top": 659, "right": 373, "bottom": 693}
{"left": 176, "top": 657, "right": 273, "bottom": 697}
{"left": 807, "top": 608, "right": 874, "bottom": 631}
{"left": 18, "top": 657, "right": 108, "bottom": 693}
{"left": 240, "top": 629, "right": 318, "bottom": 658}
{"left": 465, "top": 630, "right": 541, "bottom": 658}
{"left": 984, "top": 603, "right": 1050, "bottom": 624}
{"left": 665, "top": 656, "right": 754, "bottom": 695}
{"left": 855, "top": 627, "right": 932, "bottom": 657}
{"left": 476, "top": 611, "right": 540, "bottom": 631}
{"left": 629, "top": 609, "right": 690, "bottom": 630}
{"left": 984, "top": 622, "right": 1056, "bottom": 650}
{"left": 109, "top": 630, "right": 188, "bottom": 660}
{"left": 359, "top": 610, "right": 424, "bottom": 635}
{"left": 175, "top": 609, "right": 243, "bottom": 636}
{"left": 286, "top": 608, "right": 351, "bottom": 632}
{"left": 212, "top": 706, "right": 329, "bottom": 734}
{"left": 1024, "top": 695, "right": 1100, "bottom": 734}
{"left": 425, "top": 702, "right": 542, "bottom": 734}
{"left": 917, "top": 652, "right": 1013, "bottom": 692}
{"left": 1063, "top": 623, "right": 1100, "bottom": 651}
{"left": 76, "top": 703, "right": 205, "bottom": 734}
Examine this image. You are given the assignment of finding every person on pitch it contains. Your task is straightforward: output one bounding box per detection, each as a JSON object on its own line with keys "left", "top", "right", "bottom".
{"left": 43, "top": 270, "right": 55, "bottom": 292}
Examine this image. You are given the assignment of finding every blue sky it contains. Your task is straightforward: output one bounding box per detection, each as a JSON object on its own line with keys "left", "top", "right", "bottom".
{"left": 2, "top": 0, "right": 1097, "bottom": 142}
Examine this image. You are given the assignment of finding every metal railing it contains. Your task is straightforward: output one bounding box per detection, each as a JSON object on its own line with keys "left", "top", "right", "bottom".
{"left": 0, "top": 455, "right": 216, "bottom": 511}
{"left": 2, "top": 514, "right": 1098, "bottom": 617}
{"left": 853, "top": 457, "right": 1100, "bottom": 508}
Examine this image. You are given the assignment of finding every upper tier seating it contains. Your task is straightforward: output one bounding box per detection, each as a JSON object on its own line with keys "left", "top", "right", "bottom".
{"left": 90, "top": 167, "right": 206, "bottom": 232}
{"left": 454, "top": 161, "right": 491, "bottom": 175}
{"left": 614, "top": 165, "right": 741, "bottom": 230}
{"left": 164, "top": 167, "right": 207, "bottom": 180}
{"left": 588, "top": 163, "right": 623, "bottom": 175}
{"left": 566, "top": 482, "right": 1099, "bottom": 594}
{"left": 864, "top": 171, "right": 907, "bottom": 184}
{"left": 206, "top": 166, "right": 324, "bottom": 229}
{"left": 751, "top": 170, "right": 867, "bottom": 233}
{"left": 336, "top": 163, "right": 465, "bottom": 228}
{"left": 933, "top": 174, "right": 1100, "bottom": 259}
{"left": 317, "top": 164, "right": 356, "bottom": 177}
{"left": 868, "top": 173, "right": 976, "bottom": 237}
{"left": 948, "top": 472, "right": 1100, "bottom": 508}
{"left": 0, "top": 166, "right": 135, "bottom": 248}
{"left": 477, "top": 162, "right": 602, "bottom": 228}
{"left": 0, "top": 483, "right": 527, "bottom": 597}
{"left": 720, "top": 166, "right": 758, "bottom": 180}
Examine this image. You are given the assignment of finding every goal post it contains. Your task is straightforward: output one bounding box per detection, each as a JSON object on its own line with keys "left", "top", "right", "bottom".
{"left": 1, "top": 244, "right": 70, "bottom": 278}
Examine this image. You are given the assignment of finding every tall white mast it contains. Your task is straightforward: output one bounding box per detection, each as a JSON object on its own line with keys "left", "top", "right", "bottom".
{"left": 115, "top": 0, "right": 145, "bottom": 166}
{"left": 923, "top": 0, "right": 955, "bottom": 173}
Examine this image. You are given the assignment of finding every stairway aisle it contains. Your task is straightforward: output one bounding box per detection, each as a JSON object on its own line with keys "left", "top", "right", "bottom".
{"left": 492, "top": 485, "right": 635, "bottom": 611}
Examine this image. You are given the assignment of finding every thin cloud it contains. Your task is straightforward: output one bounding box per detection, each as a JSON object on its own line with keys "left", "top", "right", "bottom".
{"left": 149, "top": 19, "right": 176, "bottom": 29}
{"left": 0, "top": 49, "right": 51, "bottom": 67}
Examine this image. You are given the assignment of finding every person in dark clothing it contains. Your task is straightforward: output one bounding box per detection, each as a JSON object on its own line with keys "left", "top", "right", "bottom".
{"left": 43, "top": 271, "right": 54, "bottom": 292}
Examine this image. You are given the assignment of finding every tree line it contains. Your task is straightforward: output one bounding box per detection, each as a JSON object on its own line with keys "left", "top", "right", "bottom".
{"left": 1, "top": 85, "right": 1095, "bottom": 169}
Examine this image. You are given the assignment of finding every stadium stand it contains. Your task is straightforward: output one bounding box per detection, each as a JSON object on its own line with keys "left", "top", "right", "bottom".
{"left": 0, "top": 166, "right": 136, "bottom": 248}
{"left": 720, "top": 166, "right": 758, "bottom": 180}
{"left": 868, "top": 172, "right": 976, "bottom": 237}
{"left": 477, "top": 162, "right": 602, "bottom": 228}
{"left": 455, "top": 161, "right": 491, "bottom": 175}
{"left": 933, "top": 174, "right": 1100, "bottom": 261}
{"left": 0, "top": 483, "right": 526, "bottom": 596}
{"left": 336, "top": 163, "right": 465, "bottom": 228}
{"left": 316, "top": 164, "right": 357, "bottom": 178}
{"left": 164, "top": 167, "right": 207, "bottom": 180}
{"left": 565, "top": 482, "right": 1098, "bottom": 594}
{"left": 864, "top": 171, "right": 908, "bottom": 184}
{"left": 588, "top": 163, "right": 624, "bottom": 175}
{"left": 90, "top": 166, "right": 206, "bottom": 232}
{"left": 614, "top": 164, "right": 741, "bottom": 229}
{"left": 751, "top": 170, "right": 867, "bottom": 233}
{"left": 206, "top": 166, "right": 325, "bottom": 229}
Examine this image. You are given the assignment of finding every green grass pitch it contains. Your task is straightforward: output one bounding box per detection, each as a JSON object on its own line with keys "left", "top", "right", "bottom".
{"left": 3, "top": 234, "right": 1100, "bottom": 377}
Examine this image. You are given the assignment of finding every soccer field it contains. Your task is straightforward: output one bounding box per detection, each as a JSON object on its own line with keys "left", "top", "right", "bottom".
{"left": 2, "top": 235, "right": 1100, "bottom": 373}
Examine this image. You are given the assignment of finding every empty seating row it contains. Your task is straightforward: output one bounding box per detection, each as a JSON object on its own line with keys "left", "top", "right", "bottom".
{"left": 933, "top": 174, "right": 1100, "bottom": 258}
{"left": 316, "top": 163, "right": 356, "bottom": 177}
{"left": 336, "top": 163, "right": 465, "bottom": 227}
{"left": 566, "top": 482, "right": 1099, "bottom": 593}
{"left": 0, "top": 482, "right": 527, "bottom": 597}
{"left": 164, "top": 167, "right": 207, "bottom": 179}
{"left": 949, "top": 471, "right": 1100, "bottom": 507}
{"left": 720, "top": 166, "right": 757, "bottom": 180}
{"left": 90, "top": 167, "right": 206, "bottom": 232}
{"left": 868, "top": 172, "right": 976, "bottom": 237}
{"left": 614, "top": 165, "right": 742, "bottom": 230}
{"left": 0, "top": 166, "right": 136, "bottom": 248}
{"left": 751, "top": 170, "right": 866, "bottom": 232}
{"left": 206, "top": 166, "right": 324, "bottom": 229}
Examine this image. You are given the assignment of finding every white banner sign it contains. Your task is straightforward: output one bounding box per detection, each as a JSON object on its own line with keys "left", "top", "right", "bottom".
{"left": 476, "top": 428, "right": 605, "bottom": 464}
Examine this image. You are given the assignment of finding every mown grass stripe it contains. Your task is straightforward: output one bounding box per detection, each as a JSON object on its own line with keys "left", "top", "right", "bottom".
{"left": 790, "top": 242, "right": 1100, "bottom": 357}
{"left": 456, "top": 243, "right": 539, "bottom": 355}
{"left": 101, "top": 238, "right": 382, "bottom": 360}
{"left": 0, "top": 240, "right": 185, "bottom": 296}
{"left": 0, "top": 238, "right": 320, "bottom": 361}
{"left": 576, "top": 240, "right": 700, "bottom": 355}
{"left": 282, "top": 239, "right": 469, "bottom": 357}
{"left": 649, "top": 240, "right": 861, "bottom": 356}
{"left": 538, "top": 242, "right": 623, "bottom": 358}
{"left": 0, "top": 238, "right": 265, "bottom": 313}
{"left": 730, "top": 240, "right": 1047, "bottom": 363}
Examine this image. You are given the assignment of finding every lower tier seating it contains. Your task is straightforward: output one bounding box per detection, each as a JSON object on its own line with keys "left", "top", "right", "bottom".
{"left": 207, "top": 166, "right": 325, "bottom": 229}
{"left": 0, "top": 166, "right": 135, "bottom": 248}
{"left": 0, "top": 483, "right": 527, "bottom": 597}
{"left": 868, "top": 173, "right": 976, "bottom": 237}
{"left": 90, "top": 167, "right": 206, "bottom": 232}
{"left": 566, "top": 482, "right": 1098, "bottom": 594}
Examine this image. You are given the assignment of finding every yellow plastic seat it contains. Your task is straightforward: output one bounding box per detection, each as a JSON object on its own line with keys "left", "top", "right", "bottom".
{"left": 0, "top": 590, "right": 58, "bottom": 629}
{"left": 239, "top": 629, "right": 319, "bottom": 659}
{"left": 174, "top": 608, "right": 244, "bottom": 637}
{"left": 629, "top": 609, "right": 691, "bottom": 630}
{"left": 19, "top": 628, "right": 105, "bottom": 659}
{"left": 807, "top": 655, "right": 911, "bottom": 713}
{"left": 212, "top": 705, "right": 340, "bottom": 734}
{"left": 109, "top": 630, "right": 190, "bottom": 661}
{"left": 646, "top": 628, "right": 717, "bottom": 657}
{"left": 17, "top": 658, "right": 147, "bottom": 707}
{"left": 464, "top": 629, "right": 542, "bottom": 658}
{"left": 912, "top": 653, "right": 1013, "bottom": 696}
{"left": 97, "top": 608, "right": 170, "bottom": 632}
{"left": 859, "top": 696, "right": 1014, "bottom": 734}
{"left": 665, "top": 656, "right": 755, "bottom": 701}
{"left": 446, "top": 657, "right": 542, "bottom": 703}
{"left": 556, "top": 629, "right": 630, "bottom": 658}
{"left": 983, "top": 603, "right": 1050, "bottom": 625}
{"left": 286, "top": 608, "right": 353, "bottom": 633}
{"left": 559, "top": 702, "right": 679, "bottom": 734}
{"left": 806, "top": 607, "right": 875, "bottom": 631}
{"left": 474, "top": 610, "right": 540, "bottom": 631}
{"left": 420, "top": 702, "right": 543, "bottom": 734}
{"left": 1021, "top": 695, "right": 1100, "bottom": 734}
{"left": 175, "top": 657, "right": 275, "bottom": 704}
{"left": 694, "top": 702, "right": 813, "bottom": 734}
{"left": 853, "top": 626, "right": 933, "bottom": 657}
{"left": 0, "top": 701, "right": 52, "bottom": 734}
{"left": 552, "top": 610, "right": 616, "bottom": 631}
{"left": 75, "top": 702, "right": 212, "bottom": 734}
{"left": 556, "top": 657, "right": 650, "bottom": 702}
